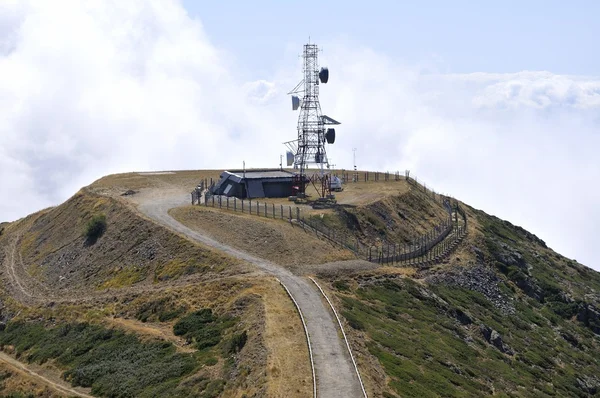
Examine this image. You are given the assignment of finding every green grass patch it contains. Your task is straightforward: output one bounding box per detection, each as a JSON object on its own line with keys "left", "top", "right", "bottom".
{"left": 99, "top": 266, "right": 145, "bottom": 289}
{"left": 334, "top": 276, "right": 600, "bottom": 397}
{"left": 0, "top": 321, "right": 198, "bottom": 397}
{"left": 173, "top": 309, "right": 237, "bottom": 350}
{"left": 155, "top": 259, "right": 207, "bottom": 282}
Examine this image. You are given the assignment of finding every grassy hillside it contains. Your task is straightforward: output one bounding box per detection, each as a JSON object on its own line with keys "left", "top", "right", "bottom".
{"left": 2, "top": 170, "right": 600, "bottom": 397}
{"left": 324, "top": 206, "right": 600, "bottom": 397}
{"left": 6, "top": 189, "right": 244, "bottom": 292}
{"left": 302, "top": 184, "right": 450, "bottom": 247}
{"left": 0, "top": 173, "right": 311, "bottom": 397}
{"left": 0, "top": 278, "right": 272, "bottom": 397}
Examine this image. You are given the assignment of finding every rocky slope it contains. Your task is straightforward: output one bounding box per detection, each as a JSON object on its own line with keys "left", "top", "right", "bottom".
{"left": 322, "top": 204, "right": 600, "bottom": 397}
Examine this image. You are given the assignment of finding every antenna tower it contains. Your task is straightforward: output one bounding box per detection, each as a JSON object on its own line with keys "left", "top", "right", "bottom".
{"left": 286, "top": 41, "right": 340, "bottom": 198}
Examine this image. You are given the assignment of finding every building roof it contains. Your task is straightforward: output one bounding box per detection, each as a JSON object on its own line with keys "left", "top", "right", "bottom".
{"left": 225, "top": 169, "right": 296, "bottom": 180}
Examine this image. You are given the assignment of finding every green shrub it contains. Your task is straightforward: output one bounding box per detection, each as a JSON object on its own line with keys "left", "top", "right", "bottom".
{"left": 84, "top": 214, "right": 106, "bottom": 242}
{"left": 225, "top": 331, "right": 247, "bottom": 354}
{"left": 0, "top": 321, "right": 197, "bottom": 397}
{"left": 333, "top": 280, "right": 350, "bottom": 291}
{"left": 173, "top": 309, "right": 236, "bottom": 350}
{"left": 136, "top": 298, "right": 186, "bottom": 323}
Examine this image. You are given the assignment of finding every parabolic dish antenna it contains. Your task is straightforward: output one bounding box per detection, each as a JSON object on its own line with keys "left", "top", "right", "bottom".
{"left": 319, "top": 67, "right": 329, "bottom": 84}
{"left": 292, "top": 95, "right": 300, "bottom": 111}
{"left": 325, "top": 128, "right": 335, "bottom": 144}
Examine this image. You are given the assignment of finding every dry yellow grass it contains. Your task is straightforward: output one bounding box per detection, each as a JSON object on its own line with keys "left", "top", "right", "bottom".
{"left": 169, "top": 206, "right": 356, "bottom": 268}
{"left": 105, "top": 317, "right": 195, "bottom": 353}
{"left": 90, "top": 169, "right": 410, "bottom": 208}
{"left": 247, "top": 279, "right": 312, "bottom": 398}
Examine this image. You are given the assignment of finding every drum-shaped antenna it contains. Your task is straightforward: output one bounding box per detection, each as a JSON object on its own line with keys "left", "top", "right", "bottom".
{"left": 325, "top": 128, "right": 335, "bottom": 144}
{"left": 292, "top": 95, "right": 300, "bottom": 110}
{"left": 286, "top": 151, "right": 294, "bottom": 166}
{"left": 319, "top": 67, "right": 329, "bottom": 84}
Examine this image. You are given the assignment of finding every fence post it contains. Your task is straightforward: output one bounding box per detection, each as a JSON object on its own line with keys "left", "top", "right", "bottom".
{"left": 296, "top": 207, "right": 300, "bottom": 221}
{"left": 272, "top": 203, "right": 275, "bottom": 218}
{"left": 212, "top": 195, "right": 215, "bottom": 207}
{"left": 289, "top": 206, "right": 292, "bottom": 220}
{"left": 234, "top": 197, "right": 237, "bottom": 211}
{"left": 226, "top": 197, "right": 229, "bottom": 210}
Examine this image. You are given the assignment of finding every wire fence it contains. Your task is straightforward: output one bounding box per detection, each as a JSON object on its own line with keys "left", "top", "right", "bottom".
{"left": 190, "top": 172, "right": 467, "bottom": 267}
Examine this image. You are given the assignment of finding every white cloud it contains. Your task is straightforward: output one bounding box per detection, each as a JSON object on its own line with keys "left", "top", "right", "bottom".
{"left": 0, "top": 1, "right": 598, "bottom": 270}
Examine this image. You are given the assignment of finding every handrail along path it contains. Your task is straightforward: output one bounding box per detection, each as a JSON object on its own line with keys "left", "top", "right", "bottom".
{"left": 135, "top": 190, "right": 364, "bottom": 398}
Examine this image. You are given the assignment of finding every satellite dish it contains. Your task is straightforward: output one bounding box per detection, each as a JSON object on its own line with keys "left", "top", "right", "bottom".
{"left": 292, "top": 95, "right": 300, "bottom": 110}
{"left": 286, "top": 151, "right": 294, "bottom": 166}
{"left": 319, "top": 67, "right": 329, "bottom": 84}
{"left": 325, "top": 128, "right": 335, "bottom": 144}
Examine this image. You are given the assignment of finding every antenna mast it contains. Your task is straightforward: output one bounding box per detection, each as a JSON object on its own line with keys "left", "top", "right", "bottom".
{"left": 286, "top": 42, "right": 340, "bottom": 198}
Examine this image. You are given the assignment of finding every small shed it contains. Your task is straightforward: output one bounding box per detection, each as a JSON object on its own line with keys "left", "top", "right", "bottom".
{"left": 211, "top": 169, "right": 298, "bottom": 199}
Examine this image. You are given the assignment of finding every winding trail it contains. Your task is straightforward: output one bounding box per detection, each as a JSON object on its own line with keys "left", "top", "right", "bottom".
{"left": 0, "top": 351, "right": 93, "bottom": 398}
{"left": 136, "top": 190, "right": 364, "bottom": 398}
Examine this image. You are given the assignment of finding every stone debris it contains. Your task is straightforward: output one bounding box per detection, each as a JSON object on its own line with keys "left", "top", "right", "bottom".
{"left": 479, "top": 324, "right": 514, "bottom": 355}
{"left": 426, "top": 264, "right": 515, "bottom": 315}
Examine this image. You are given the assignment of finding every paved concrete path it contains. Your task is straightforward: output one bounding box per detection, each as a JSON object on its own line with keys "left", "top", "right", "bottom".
{"left": 137, "top": 191, "right": 363, "bottom": 398}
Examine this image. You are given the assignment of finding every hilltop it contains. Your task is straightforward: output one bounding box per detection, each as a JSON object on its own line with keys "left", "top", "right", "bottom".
{"left": 0, "top": 169, "right": 598, "bottom": 397}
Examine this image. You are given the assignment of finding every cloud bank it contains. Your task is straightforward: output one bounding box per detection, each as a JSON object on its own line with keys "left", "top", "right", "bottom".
{"left": 0, "top": 1, "right": 598, "bottom": 270}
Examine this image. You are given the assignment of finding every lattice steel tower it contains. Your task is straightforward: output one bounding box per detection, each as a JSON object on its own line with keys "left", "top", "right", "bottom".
{"left": 285, "top": 42, "right": 340, "bottom": 197}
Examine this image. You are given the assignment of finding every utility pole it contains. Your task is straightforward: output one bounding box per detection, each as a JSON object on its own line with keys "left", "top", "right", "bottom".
{"left": 353, "top": 148, "right": 357, "bottom": 182}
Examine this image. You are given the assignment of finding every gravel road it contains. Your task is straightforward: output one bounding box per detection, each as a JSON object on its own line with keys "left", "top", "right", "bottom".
{"left": 136, "top": 190, "right": 364, "bottom": 398}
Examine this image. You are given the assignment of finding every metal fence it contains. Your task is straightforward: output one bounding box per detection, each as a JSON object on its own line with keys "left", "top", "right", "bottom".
{"left": 190, "top": 172, "right": 468, "bottom": 267}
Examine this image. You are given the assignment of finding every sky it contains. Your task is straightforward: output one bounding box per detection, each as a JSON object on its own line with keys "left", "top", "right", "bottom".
{"left": 0, "top": 0, "right": 599, "bottom": 270}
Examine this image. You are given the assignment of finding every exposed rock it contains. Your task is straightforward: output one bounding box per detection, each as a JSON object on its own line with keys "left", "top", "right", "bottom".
{"left": 121, "top": 189, "right": 137, "bottom": 196}
{"left": 515, "top": 277, "right": 544, "bottom": 302}
{"left": 577, "top": 303, "right": 600, "bottom": 334}
{"left": 490, "top": 240, "right": 532, "bottom": 274}
{"left": 480, "top": 324, "right": 514, "bottom": 355}
{"left": 577, "top": 375, "right": 600, "bottom": 395}
{"left": 497, "top": 245, "right": 526, "bottom": 269}
{"left": 426, "top": 264, "right": 515, "bottom": 315}
{"left": 450, "top": 308, "right": 472, "bottom": 325}
{"left": 560, "top": 331, "right": 580, "bottom": 348}
{"left": 472, "top": 246, "right": 485, "bottom": 262}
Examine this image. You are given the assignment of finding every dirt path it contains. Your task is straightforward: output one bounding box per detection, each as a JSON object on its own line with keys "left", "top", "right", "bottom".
{"left": 0, "top": 351, "right": 93, "bottom": 398}
{"left": 135, "top": 189, "right": 364, "bottom": 398}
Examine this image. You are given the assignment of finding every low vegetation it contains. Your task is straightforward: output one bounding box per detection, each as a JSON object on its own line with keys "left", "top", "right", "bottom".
{"left": 9, "top": 190, "right": 241, "bottom": 291}
{"left": 0, "top": 304, "right": 249, "bottom": 397}
{"left": 84, "top": 213, "right": 106, "bottom": 243}
{"left": 333, "top": 207, "right": 600, "bottom": 397}
{"left": 336, "top": 277, "right": 600, "bottom": 397}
